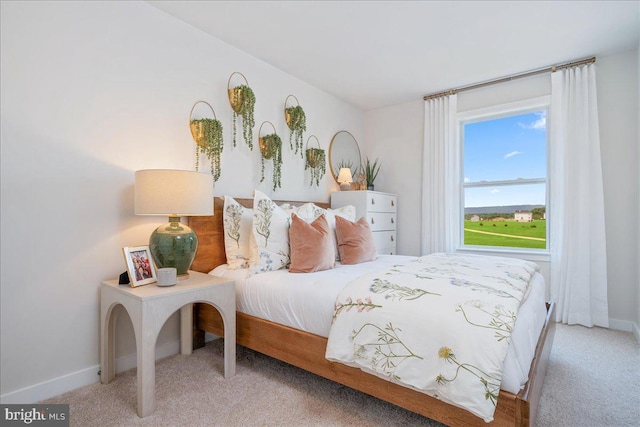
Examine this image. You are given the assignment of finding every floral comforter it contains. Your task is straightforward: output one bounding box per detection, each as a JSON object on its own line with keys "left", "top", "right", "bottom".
{"left": 325, "top": 253, "right": 539, "bottom": 422}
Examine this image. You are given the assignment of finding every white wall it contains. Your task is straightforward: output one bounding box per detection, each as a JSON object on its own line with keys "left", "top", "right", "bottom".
{"left": 0, "top": 1, "right": 364, "bottom": 401}
{"left": 596, "top": 50, "right": 639, "bottom": 330}
{"left": 363, "top": 101, "right": 424, "bottom": 257}
{"left": 365, "top": 49, "right": 640, "bottom": 331}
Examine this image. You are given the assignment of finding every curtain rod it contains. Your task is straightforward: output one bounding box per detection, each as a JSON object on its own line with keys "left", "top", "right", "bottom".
{"left": 423, "top": 56, "right": 596, "bottom": 101}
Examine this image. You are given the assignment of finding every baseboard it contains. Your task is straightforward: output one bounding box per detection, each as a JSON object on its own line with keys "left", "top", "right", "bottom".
{"left": 0, "top": 339, "right": 180, "bottom": 404}
{"left": 609, "top": 318, "right": 640, "bottom": 343}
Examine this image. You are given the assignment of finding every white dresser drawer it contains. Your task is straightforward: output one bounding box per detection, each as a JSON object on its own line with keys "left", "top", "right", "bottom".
{"left": 377, "top": 246, "right": 397, "bottom": 256}
{"left": 331, "top": 190, "right": 398, "bottom": 255}
{"left": 373, "top": 231, "right": 396, "bottom": 252}
{"left": 367, "top": 212, "right": 396, "bottom": 231}
{"left": 368, "top": 193, "right": 396, "bottom": 213}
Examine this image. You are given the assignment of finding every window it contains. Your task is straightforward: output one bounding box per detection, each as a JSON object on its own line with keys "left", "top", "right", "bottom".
{"left": 459, "top": 98, "right": 549, "bottom": 251}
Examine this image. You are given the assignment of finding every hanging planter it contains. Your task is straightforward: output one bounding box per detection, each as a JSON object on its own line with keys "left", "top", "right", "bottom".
{"left": 305, "top": 135, "right": 326, "bottom": 187}
{"left": 258, "top": 121, "right": 283, "bottom": 191}
{"left": 284, "top": 95, "right": 306, "bottom": 158}
{"left": 189, "top": 100, "right": 224, "bottom": 182}
{"left": 227, "top": 72, "right": 256, "bottom": 150}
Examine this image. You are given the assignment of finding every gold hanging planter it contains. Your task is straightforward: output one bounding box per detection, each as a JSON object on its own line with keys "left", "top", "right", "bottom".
{"left": 227, "top": 72, "right": 249, "bottom": 114}
{"left": 189, "top": 100, "right": 217, "bottom": 149}
{"left": 305, "top": 135, "right": 323, "bottom": 168}
{"left": 305, "top": 135, "right": 326, "bottom": 187}
{"left": 258, "top": 121, "right": 283, "bottom": 191}
{"left": 189, "top": 100, "right": 224, "bottom": 182}
{"left": 258, "top": 121, "right": 277, "bottom": 159}
{"left": 227, "top": 71, "right": 256, "bottom": 149}
{"left": 284, "top": 94, "right": 299, "bottom": 128}
{"left": 284, "top": 94, "right": 306, "bottom": 157}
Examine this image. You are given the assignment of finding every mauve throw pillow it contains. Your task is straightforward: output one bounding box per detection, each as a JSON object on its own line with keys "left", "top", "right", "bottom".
{"left": 335, "top": 216, "right": 377, "bottom": 265}
{"left": 289, "top": 214, "right": 336, "bottom": 273}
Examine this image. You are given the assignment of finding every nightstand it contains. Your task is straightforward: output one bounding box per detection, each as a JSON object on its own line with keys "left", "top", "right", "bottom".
{"left": 331, "top": 190, "right": 397, "bottom": 254}
{"left": 100, "top": 271, "right": 235, "bottom": 417}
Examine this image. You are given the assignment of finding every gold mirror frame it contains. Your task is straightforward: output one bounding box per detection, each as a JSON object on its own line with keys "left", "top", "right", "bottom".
{"left": 328, "top": 130, "right": 361, "bottom": 184}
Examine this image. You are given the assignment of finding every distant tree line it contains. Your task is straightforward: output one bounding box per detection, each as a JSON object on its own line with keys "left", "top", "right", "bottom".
{"left": 465, "top": 207, "right": 546, "bottom": 221}
{"left": 531, "top": 207, "right": 546, "bottom": 219}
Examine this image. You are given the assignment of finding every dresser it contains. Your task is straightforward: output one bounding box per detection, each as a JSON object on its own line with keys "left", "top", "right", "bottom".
{"left": 331, "top": 190, "right": 397, "bottom": 255}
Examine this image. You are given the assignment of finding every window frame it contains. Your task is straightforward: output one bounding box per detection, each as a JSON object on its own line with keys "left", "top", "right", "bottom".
{"left": 456, "top": 96, "right": 551, "bottom": 255}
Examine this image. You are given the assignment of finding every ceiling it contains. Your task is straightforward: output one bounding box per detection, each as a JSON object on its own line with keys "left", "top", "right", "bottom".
{"left": 148, "top": 1, "right": 640, "bottom": 111}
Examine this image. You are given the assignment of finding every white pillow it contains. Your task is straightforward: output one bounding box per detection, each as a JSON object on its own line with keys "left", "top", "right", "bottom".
{"left": 222, "top": 196, "right": 253, "bottom": 269}
{"left": 249, "top": 190, "right": 293, "bottom": 274}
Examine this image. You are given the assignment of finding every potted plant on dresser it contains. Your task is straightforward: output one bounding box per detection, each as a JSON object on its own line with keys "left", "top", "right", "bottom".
{"left": 364, "top": 157, "right": 381, "bottom": 191}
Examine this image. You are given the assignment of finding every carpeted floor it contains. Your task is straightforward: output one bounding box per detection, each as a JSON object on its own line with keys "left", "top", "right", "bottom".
{"left": 42, "top": 324, "right": 640, "bottom": 426}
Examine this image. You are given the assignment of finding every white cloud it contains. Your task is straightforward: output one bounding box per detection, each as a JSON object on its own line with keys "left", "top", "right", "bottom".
{"left": 504, "top": 151, "right": 521, "bottom": 159}
{"left": 491, "top": 189, "right": 500, "bottom": 194}
{"left": 464, "top": 177, "right": 470, "bottom": 183}
{"left": 519, "top": 111, "right": 546, "bottom": 130}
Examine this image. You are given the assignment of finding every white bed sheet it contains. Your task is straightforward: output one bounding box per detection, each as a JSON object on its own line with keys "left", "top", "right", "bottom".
{"left": 209, "top": 254, "right": 547, "bottom": 394}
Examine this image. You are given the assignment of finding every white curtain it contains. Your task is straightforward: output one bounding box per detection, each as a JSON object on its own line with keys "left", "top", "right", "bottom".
{"left": 550, "top": 63, "right": 609, "bottom": 327}
{"left": 422, "top": 94, "right": 458, "bottom": 255}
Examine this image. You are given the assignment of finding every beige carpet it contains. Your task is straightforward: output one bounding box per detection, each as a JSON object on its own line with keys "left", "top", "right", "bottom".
{"left": 42, "top": 324, "right": 639, "bottom": 426}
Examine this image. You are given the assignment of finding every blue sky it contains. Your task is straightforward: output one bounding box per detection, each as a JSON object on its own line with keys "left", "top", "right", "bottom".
{"left": 463, "top": 111, "right": 547, "bottom": 207}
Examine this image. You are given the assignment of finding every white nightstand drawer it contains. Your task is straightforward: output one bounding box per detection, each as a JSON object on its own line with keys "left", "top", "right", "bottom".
{"left": 368, "top": 193, "right": 396, "bottom": 213}
{"left": 367, "top": 212, "right": 397, "bottom": 231}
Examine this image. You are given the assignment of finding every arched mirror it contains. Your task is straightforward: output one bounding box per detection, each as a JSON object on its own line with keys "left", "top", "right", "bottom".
{"left": 329, "top": 131, "right": 361, "bottom": 184}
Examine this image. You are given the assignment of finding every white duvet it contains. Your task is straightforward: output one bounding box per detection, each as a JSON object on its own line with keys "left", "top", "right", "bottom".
{"left": 325, "top": 253, "right": 540, "bottom": 422}
{"left": 209, "top": 254, "right": 547, "bottom": 416}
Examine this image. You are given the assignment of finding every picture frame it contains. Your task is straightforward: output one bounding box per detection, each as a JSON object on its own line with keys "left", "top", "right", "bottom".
{"left": 122, "top": 245, "right": 157, "bottom": 287}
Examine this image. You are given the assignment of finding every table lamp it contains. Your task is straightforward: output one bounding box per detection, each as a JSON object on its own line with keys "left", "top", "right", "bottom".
{"left": 135, "top": 169, "right": 213, "bottom": 277}
{"left": 337, "top": 167, "right": 353, "bottom": 191}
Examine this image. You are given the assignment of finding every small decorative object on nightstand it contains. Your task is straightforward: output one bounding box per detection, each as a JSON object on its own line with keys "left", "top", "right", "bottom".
{"left": 331, "top": 190, "right": 397, "bottom": 255}
{"left": 122, "top": 245, "right": 157, "bottom": 287}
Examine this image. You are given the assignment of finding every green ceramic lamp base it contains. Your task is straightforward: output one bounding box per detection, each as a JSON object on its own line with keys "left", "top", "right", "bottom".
{"left": 149, "top": 216, "right": 198, "bottom": 277}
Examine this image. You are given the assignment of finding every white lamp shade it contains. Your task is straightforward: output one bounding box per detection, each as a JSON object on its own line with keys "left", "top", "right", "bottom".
{"left": 135, "top": 169, "right": 213, "bottom": 216}
{"left": 337, "top": 167, "right": 353, "bottom": 184}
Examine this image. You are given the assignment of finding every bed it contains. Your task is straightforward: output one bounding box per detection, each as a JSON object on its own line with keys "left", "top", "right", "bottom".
{"left": 188, "top": 196, "right": 555, "bottom": 427}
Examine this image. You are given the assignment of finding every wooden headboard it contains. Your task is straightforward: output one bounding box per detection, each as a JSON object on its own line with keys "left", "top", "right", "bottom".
{"left": 188, "top": 196, "right": 331, "bottom": 274}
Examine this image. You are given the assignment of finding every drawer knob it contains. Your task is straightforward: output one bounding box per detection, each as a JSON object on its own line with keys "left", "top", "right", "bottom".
{"left": 370, "top": 217, "right": 375, "bottom": 225}
{"left": 391, "top": 217, "right": 395, "bottom": 224}
{"left": 391, "top": 235, "right": 394, "bottom": 242}
{"left": 371, "top": 198, "right": 375, "bottom": 205}
{"left": 391, "top": 200, "right": 395, "bottom": 207}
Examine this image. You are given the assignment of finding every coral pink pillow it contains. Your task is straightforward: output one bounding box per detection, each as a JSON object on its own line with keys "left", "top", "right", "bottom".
{"left": 335, "top": 216, "right": 377, "bottom": 265}
{"left": 289, "top": 214, "right": 336, "bottom": 273}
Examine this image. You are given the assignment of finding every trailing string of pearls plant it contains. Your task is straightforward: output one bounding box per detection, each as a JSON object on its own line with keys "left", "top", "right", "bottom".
{"left": 305, "top": 135, "right": 325, "bottom": 187}
{"left": 285, "top": 95, "right": 306, "bottom": 158}
{"left": 228, "top": 72, "right": 256, "bottom": 150}
{"left": 258, "top": 121, "right": 283, "bottom": 191}
{"left": 189, "top": 101, "right": 224, "bottom": 182}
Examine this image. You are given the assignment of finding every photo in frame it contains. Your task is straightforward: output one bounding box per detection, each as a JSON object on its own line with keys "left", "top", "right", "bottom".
{"left": 122, "top": 245, "right": 157, "bottom": 287}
